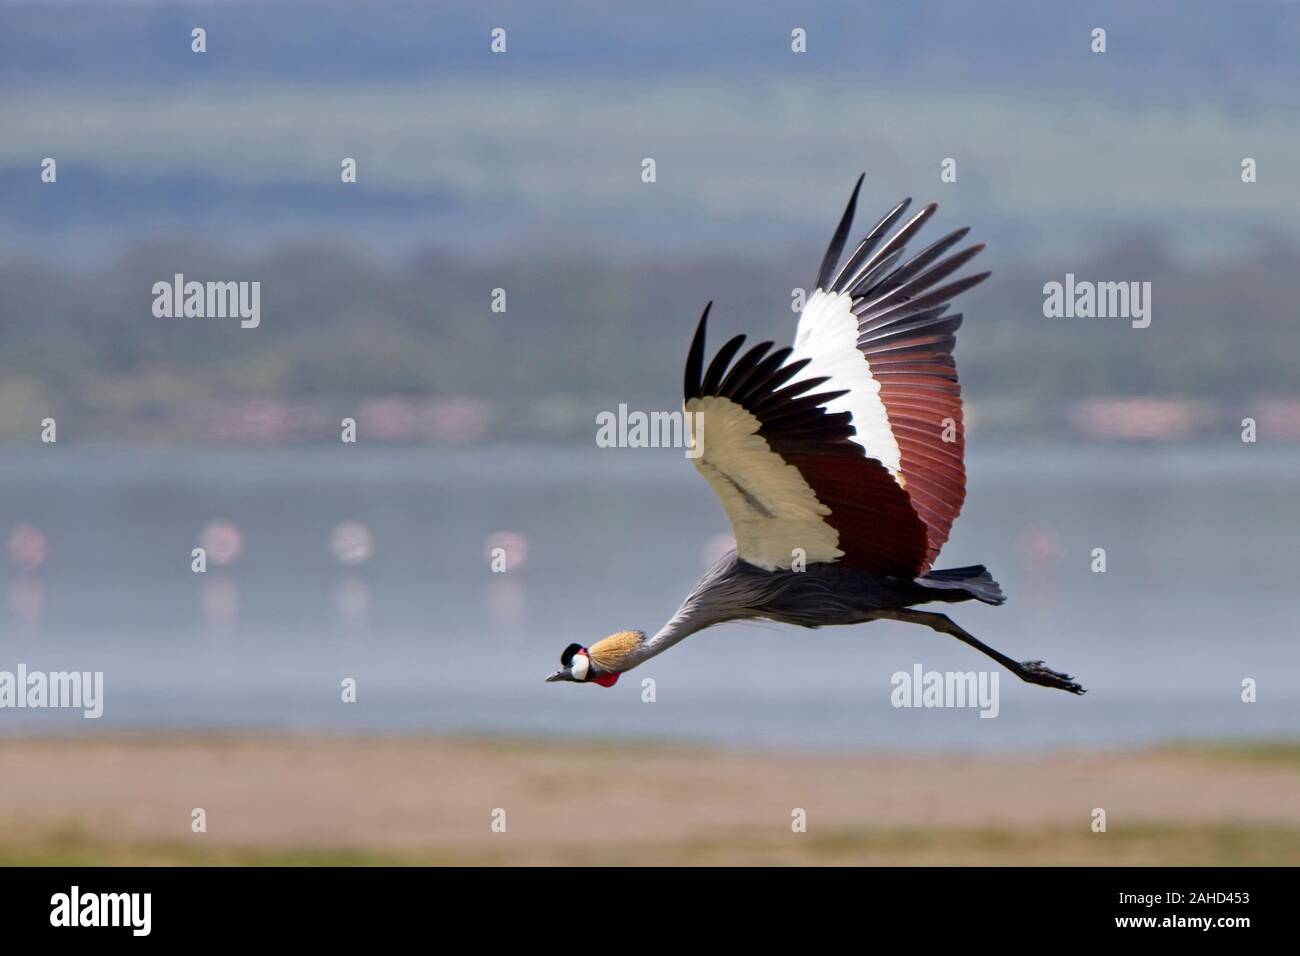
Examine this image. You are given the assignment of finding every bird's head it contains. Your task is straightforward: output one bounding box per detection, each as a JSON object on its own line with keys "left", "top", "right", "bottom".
{"left": 545, "top": 631, "right": 645, "bottom": 687}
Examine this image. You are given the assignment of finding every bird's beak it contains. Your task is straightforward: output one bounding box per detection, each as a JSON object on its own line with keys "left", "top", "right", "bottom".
{"left": 545, "top": 668, "right": 570, "bottom": 683}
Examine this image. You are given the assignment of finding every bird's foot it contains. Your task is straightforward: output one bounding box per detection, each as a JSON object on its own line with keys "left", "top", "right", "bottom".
{"left": 1016, "top": 660, "right": 1086, "bottom": 695}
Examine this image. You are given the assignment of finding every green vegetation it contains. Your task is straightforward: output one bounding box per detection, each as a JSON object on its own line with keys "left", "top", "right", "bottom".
{"left": 6, "top": 823, "right": 1298, "bottom": 867}
{"left": 2, "top": 240, "right": 1295, "bottom": 443}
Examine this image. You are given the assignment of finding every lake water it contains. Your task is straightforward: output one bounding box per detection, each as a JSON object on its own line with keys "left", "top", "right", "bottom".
{"left": 0, "top": 443, "right": 1296, "bottom": 752}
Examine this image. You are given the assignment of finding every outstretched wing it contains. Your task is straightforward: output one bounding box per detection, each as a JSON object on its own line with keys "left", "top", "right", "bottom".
{"left": 682, "top": 177, "right": 988, "bottom": 575}
{"left": 788, "top": 175, "right": 989, "bottom": 569}
{"left": 684, "top": 304, "right": 929, "bottom": 574}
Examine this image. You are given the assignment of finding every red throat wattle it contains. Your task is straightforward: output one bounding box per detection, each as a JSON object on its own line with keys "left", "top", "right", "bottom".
{"left": 592, "top": 672, "right": 619, "bottom": 687}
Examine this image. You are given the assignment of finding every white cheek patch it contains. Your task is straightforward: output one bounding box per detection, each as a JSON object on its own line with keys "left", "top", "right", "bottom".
{"left": 570, "top": 653, "right": 590, "bottom": 681}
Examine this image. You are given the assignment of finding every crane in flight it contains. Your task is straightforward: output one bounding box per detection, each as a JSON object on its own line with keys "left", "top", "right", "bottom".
{"left": 547, "top": 175, "right": 1085, "bottom": 696}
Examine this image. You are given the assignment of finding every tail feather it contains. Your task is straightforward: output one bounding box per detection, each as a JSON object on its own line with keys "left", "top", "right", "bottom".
{"left": 917, "top": 564, "right": 1005, "bottom": 606}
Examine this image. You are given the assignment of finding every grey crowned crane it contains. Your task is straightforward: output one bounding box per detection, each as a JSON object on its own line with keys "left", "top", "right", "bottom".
{"left": 547, "top": 176, "right": 1085, "bottom": 695}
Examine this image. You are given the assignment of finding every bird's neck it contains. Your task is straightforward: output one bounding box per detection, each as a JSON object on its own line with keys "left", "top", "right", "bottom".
{"left": 640, "top": 604, "right": 711, "bottom": 661}
{"left": 637, "top": 560, "right": 741, "bottom": 664}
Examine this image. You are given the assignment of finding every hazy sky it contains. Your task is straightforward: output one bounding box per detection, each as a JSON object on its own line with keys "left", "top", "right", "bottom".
{"left": 2, "top": 1, "right": 1298, "bottom": 260}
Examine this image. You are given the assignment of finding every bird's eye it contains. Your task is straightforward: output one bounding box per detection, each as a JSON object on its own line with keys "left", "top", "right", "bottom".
{"left": 570, "top": 654, "right": 590, "bottom": 681}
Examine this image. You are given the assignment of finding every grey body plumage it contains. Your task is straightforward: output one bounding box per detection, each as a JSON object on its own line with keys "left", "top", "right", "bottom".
{"left": 606, "top": 552, "right": 1082, "bottom": 694}
{"left": 693, "top": 550, "right": 1002, "bottom": 628}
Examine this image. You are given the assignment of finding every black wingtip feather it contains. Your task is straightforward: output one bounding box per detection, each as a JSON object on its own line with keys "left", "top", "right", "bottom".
{"left": 683, "top": 302, "right": 711, "bottom": 401}
{"left": 815, "top": 174, "right": 865, "bottom": 292}
{"left": 701, "top": 333, "right": 747, "bottom": 395}
{"left": 731, "top": 346, "right": 796, "bottom": 407}
{"left": 718, "top": 341, "right": 776, "bottom": 399}
{"left": 830, "top": 197, "right": 914, "bottom": 293}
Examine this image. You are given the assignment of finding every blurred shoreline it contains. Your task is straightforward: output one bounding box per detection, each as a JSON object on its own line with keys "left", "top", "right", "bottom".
{"left": 3, "top": 442, "right": 1297, "bottom": 752}
{"left": 2, "top": 734, "right": 1297, "bottom": 865}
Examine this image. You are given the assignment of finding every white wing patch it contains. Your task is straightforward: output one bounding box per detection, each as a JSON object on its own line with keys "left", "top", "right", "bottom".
{"left": 686, "top": 395, "right": 842, "bottom": 570}
{"left": 790, "top": 289, "right": 903, "bottom": 482}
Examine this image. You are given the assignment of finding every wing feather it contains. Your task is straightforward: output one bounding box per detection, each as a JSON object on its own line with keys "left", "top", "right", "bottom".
{"left": 788, "top": 180, "right": 990, "bottom": 568}
{"left": 683, "top": 307, "right": 928, "bottom": 573}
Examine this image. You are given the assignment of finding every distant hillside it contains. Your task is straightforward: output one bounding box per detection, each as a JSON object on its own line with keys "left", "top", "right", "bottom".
{"left": 0, "top": 235, "right": 1294, "bottom": 442}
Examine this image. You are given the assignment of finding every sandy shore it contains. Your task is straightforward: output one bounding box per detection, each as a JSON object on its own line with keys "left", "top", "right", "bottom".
{"left": 1, "top": 735, "right": 1298, "bottom": 865}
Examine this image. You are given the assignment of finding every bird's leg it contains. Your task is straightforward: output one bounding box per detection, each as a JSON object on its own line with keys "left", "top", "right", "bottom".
{"left": 877, "top": 610, "right": 1086, "bottom": 695}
